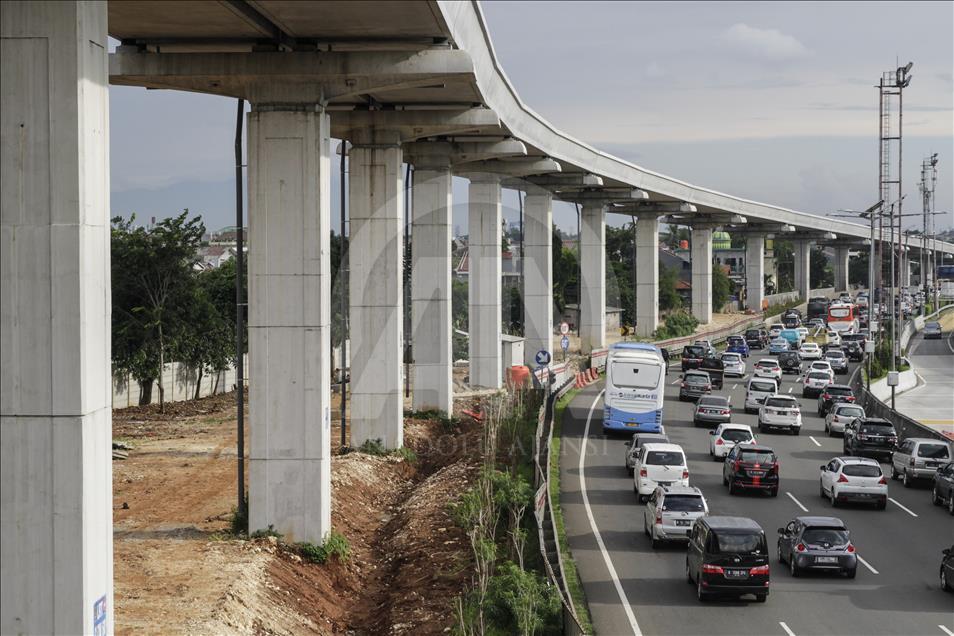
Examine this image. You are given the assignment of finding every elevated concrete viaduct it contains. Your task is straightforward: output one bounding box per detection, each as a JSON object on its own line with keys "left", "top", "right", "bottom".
{"left": 4, "top": 2, "right": 954, "bottom": 632}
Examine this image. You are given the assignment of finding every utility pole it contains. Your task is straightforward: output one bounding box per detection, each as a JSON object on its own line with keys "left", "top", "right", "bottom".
{"left": 920, "top": 154, "right": 939, "bottom": 312}
{"left": 234, "top": 98, "right": 246, "bottom": 523}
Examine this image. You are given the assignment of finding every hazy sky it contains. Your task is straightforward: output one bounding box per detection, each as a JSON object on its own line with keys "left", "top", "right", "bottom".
{"left": 109, "top": 1, "right": 953, "bottom": 235}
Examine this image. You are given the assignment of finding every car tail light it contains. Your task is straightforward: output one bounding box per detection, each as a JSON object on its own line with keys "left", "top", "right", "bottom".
{"left": 721, "top": 409, "right": 730, "bottom": 415}
{"left": 846, "top": 396, "right": 855, "bottom": 402}
{"left": 796, "top": 543, "right": 806, "bottom": 552}
{"left": 734, "top": 459, "right": 741, "bottom": 472}
{"left": 846, "top": 543, "right": 855, "bottom": 554}
{"left": 702, "top": 564, "right": 724, "bottom": 574}
{"left": 770, "top": 462, "right": 779, "bottom": 474}
{"left": 837, "top": 473, "right": 849, "bottom": 483}
{"left": 655, "top": 512, "right": 662, "bottom": 525}
{"left": 639, "top": 468, "right": 647, "bottom": 477}
{"left": 822, "top": 393, "right": 831, "bottom": 400}
{"left": 878, "top": 476, "right": 887, "bottom": 485}
{"left": 682, "top": 469, "right": 689, "bottom": 479}
{"left": 749, "top": 565, "right": 770, "bottom": 575}
{"left": 773, "top": 367, "right": 780, "bottom": 371}
{"left": 681, "top": 382, "right": 687, "bottom": 388}
{"left": 715, "top": 438, "right": 724, "bottom": 445}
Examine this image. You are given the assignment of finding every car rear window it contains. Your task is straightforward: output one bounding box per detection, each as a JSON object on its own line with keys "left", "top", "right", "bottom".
{"left": 698, "top": 396, "right": 728, "bottom": 406}
{"left": 749, "top": 381, "right": 775, "bottom": 392}
{"left": 714, "top": 532, "right": 765, "bottom": 554}
{"left": 842, "top": 464, "right": 882, "bottom": 477}
{"left": 756, "top": 360, "right": 776, "bottom": 368}
{"left": 722, "top": 429, "right": 753, "bottom": 442}
{"left": 739, "top": 450, "right": 776, "bottom": 463}
{"left": 745, "top": 330, "right": 760, "bottom": 338}
{"left": 765, "top": 398, "right": 796, "bottom": 408}
{"left": 859, "top": 423, "right": 895, "bottom": 435}
{"left": 635, "top": 435, "right": 668, "bottom": 448}
{"left": 802, "top": 528, "right": 849, "bottom": 546}
{"left": 686, "top": 375, "right": 708, "bottom": 385}
{"left": 835, "top": 406, "right": 864, "bottom": 418}
{"left": 827, "top": 351, "right": 845, "bottom": 359}
{"left": 722, "top": 353, "right": 741, "bottom": 361}
{"left": 684, "top": 346, "right": 705, "bottom": 358}
{"left": 917, "top": 444, "right": 951, "bottom": 459}
{"left": 662, "top": 495, "right": 705, "bottom": 512}
{"left": 827, "top": 387, "right": 852, "bottom": 396}
{"left": 646, "top": 451, "right": 685, "bottom": 466}
{"left": 808, "top": 372, "right": 830, "bottom": 380}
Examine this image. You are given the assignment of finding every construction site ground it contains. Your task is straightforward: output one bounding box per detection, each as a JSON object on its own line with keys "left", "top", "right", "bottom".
{"left": 112, "top": 390, "right": 481, "bottom": 635}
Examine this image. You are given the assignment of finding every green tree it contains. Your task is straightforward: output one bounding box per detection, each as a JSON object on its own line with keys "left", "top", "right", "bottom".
{"left": 111, "top": 212, "right": 205, "bottom": 409}
{"left": 552, "top": 229, "right": 578, "bottom": 314}
{"left": 178, "top": 265, "right": 237, "bottom": 398}
{"left": 773, "top": 239, "right": 794, "bottom": 293}
{"left": 811, "top": 247, "right": 834, "bottom": 288}
{"left": 658, "top": 264, "right": 682, "bottom": 311}
{"left": 712, "top": 264, "right": 731, "bottom": 311}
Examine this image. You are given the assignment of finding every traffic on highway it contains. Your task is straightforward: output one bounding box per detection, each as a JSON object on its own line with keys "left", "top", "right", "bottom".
{"left": 560, "top": 295, "right": 954, "bottom": 636}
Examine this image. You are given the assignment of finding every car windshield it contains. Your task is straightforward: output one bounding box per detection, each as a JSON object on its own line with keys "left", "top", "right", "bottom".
{"left": 750, "top": 381, "right": 775, "bottom": 392}
{"left": 765, "top": 398, "right": 795, "bottom": 408}
{"left": 842, "top": 464, "right": 882, "bottom": 477}
{"left": 802, "top": 528, "right": 849, "bottom": 546}
{"left": 859, "top": 423, "right": 895, "bottom": 435}
{"left": 662, "top": 495, "right": 705, "bottom": 512}
{"left": 739, "top": 450, "right": 775, "bottom": 463}
{"left": 715, "top": 532, "right": 764, "bottom": 554}
{"left": 835, "top": 406, "right": 864, "bottom": 418}
{"left": 722, "top": 429, "right": 753, "bottom": 442}
{"left": 728, "top": 337, "right": 743, "bottom": 344}
{"left": 826, "top": 387, "right": 852, "bottom": 396}
{"left": 917, "top": 444, "right": 951, "bottom": 459}
{"left": 611, "top": 361, "right": 661, "bottom": 389}
{"left": 686, "top": 375, "right": 708, "bottom": 385}
{"left": 684, "top": 346, "right": 705, "bottom": 358}
{"left": 646, "top": 451, "right": 685, "bottom": 466}
{"left": 808, "top": 372, "right": 829, "bottom": 380}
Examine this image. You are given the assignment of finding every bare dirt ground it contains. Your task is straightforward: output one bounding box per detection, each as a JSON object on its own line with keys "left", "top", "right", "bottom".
{"left": 113, "top": 391, "right": 481, "bottom": 635}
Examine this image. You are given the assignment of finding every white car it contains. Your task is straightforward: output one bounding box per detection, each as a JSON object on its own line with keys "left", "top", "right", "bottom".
{"left": 809, "top": 360, "right": 835, "bottom": 380}
{"left": 819, "top": 457, "right": 888, "bottom": 509}
{"left": 798, "top": 342, "right": 822, "bottom": 360}
{"left": 758, "top": 395, "right": 802, "bottom": 435}
{"left": 633, "top": 443, "right": 689, "bottom": 502}
{"left": 643, "top": 485, "right": 708, "bottom": 548}
{"left": 744, "top": 377, "right": 779, "bottom": 413}
{"left": 826, "top": 331, "right": 842, "bottom": 347}
{"left": 708, "top": 423, "right": 757, "bottom": 460}
{"left": 753, "top": 358, "right": 782, "bottom": 382}
{"left": 720, "top": 352, "right": 746, "bottom": 377}
{"left": 826, "top": 404, "right": 865, "bottom": 436}
{"left": 802, "top": 371, "right": 832, "bottom": 397}
{"left": 769, "top": 324, "right": 784, "bottom": 338}
{"left": 796, "top": 327, "right": 809, "bottom": 343}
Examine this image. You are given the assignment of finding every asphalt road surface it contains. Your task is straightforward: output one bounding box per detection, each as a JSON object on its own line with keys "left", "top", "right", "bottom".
{"left": 560, "top": 357, "right": 954, "bottom": 636}
{"left": 895, "top": 327, "right": 954, "bottom": 438}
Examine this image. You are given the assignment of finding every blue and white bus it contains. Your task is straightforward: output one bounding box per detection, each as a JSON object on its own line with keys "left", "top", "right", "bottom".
{"left": 603, "top": 342, "right": 666, "bottom": 434}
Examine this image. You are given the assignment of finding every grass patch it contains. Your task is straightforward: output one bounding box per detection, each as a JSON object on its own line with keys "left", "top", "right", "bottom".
{"left": 356, "top": 438, "right": 418, "bottom": 462}
{"left": 296, "top": 530, "right": 351, "bottom": 564}
{"left": 249, "top": 524, "right": 283, "bottom": 540}
{"left": 404, "top": 408, "right": 462, "bottom": 430}
{"left": 550, "top": 388, "right": 594, "bottom": 634}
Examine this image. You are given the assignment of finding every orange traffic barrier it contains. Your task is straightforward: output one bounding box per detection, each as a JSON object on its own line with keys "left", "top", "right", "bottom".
{"left": 506, "top": 365, "right": 530, "bottom": 388}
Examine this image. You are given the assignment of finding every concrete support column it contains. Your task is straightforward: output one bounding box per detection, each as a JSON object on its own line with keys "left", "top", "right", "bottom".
{"left": 793, "top": 240, "right": 811, "bottom": 300}
{"left": 635, "top": 215, "right": 660, "bottom": 338}
{"left": 746, "top": 236, "right": 765, "bottom": 312}
{"left": 410, "top": 153, "right": 452, "bottom": 415}
{"left": 691, "top": 228, "right": 713, "bottom": 324}
{"left": 580, "top": 203, "right": 606, "bottom": 351}
{"left": 901, "top": 252, "right": 912, "bottom": 288}
{"left": 1, "top": 2, "right": 112, "bottom": 633}
{"left": 833, "top": 247, "right": 850, "bottom": 292}
{"left": 247, "top": 108, "right": 331, "bottom": 543}
{"left": 468, "top": 175, "right": 502, "bottom": 388}
{"left": 523, "top": 191, "right": 553, "bottom": 363}
{"left": 349, "top": 129, "right": 404, "bottom": 448}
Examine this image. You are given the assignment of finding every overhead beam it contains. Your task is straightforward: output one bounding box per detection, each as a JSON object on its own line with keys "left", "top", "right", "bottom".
{"left": 332, "top": 108, "right": 501, "bottom": 140}
{"left": 458, "top": 157, "right": 561, "bottom": 177}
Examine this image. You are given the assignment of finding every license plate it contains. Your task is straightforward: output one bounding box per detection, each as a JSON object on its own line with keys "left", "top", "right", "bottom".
{"left": 675, "top": 520, "right": 691, "bottom": 527}
{"left": 928, "top": 462, "right": 939, "bottom": 467}
{"left": 816, "top": 556, "right": 838, "bottom": 564}
{"left": 725, "top": 569, "right": 748, "bottom": 578}
{"left": 626, "top": 423, "right": 637, "bottom": 427}
{"left": 749, "top": 471, "right": 765, "bottom": 477}
{"left": 657, "top": 481, "right": 672, "bottom": 487}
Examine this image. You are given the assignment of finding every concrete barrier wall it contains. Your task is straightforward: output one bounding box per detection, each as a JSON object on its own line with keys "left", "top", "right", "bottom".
{"left": 111, "top": 354, "right": 248, "bottom": 408}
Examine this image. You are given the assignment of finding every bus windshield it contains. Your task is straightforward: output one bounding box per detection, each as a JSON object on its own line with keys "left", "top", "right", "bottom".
{"left": 611, "top": 361, "right": 661, "bottom": 389}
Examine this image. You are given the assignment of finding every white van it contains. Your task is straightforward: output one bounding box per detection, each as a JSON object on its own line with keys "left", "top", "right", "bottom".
{"left": 744, "top": 377, "right": 778, "bottom": 414}
{"left": 633, "top": 443, "right": 689, "bottom": 502}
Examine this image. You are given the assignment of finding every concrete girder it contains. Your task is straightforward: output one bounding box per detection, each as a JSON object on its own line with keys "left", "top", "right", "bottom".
{"left": 521, "top": 173, "right": 604, "bottom": 189}
{"left": 109, "top": 49, "right": 476, "bottom": 102}
{"left": 332, "top": 108, "right": 501, "bottom": 142}
{"left": 608, "top": 200, "right": 696, "bottom": 217}
{"left": 406, "top": 139, "right": 527, "bottom": 165}
{"left": 560, "top": 188, "right": 649, "bottom": 204}
{"left": 458, "top": 157, "right": 561, "bottom": 178}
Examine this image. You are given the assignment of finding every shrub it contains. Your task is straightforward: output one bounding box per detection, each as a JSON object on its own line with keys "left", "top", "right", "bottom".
{"left": 249, "top": 524, "right": 283, "bottom": 540}
{"left": 484, "top": 561, "right": 561, "bottom": 635}
{"left": 357, "top": 438, "right": 388, "bottom": 456}
{"left": 297, "top": 530, "right": 351, "bottom": 564}
{"left": 229, "top": 497, "right": 248, "bottom": 536}
{"left": 394, "top": 446, "right": 418, "bottom": 463}
{"left": 654, "top": 310, "right": 699, "bottom": 340}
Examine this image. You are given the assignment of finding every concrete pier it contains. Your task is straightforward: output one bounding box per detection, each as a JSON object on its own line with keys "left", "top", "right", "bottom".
{"left": 636, "top": 215, "right": 660, "bottom": 338}
{"left": 523, "top": 191, "right": 554, "bottom": 363}
{"left": 468, "top": 175, "right": 502, "bottom": 388}
{"left": 580, "top": 203, "right": 606, "bottom": 351}
{"left": 794, "top": 240, "right": 812, "bottom": 300}
{"left": 746, "top": 236, "right": 765, "bottom": 312}
{"left": 691, "top": 227, "right": 713, "bottom": 324}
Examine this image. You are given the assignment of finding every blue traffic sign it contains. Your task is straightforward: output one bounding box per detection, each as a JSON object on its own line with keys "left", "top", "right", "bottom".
{"left": 561, "top": 336, "right": 570, "bottom": 351}
{"left": 535, "top": 349, "right": 551, "bottom": 366}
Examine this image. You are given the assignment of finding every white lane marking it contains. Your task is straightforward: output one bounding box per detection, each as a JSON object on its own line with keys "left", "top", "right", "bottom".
{"left": 580, "top": 390, "right": 642, "bottom": 636}
{"left": 779, "top": 622, "right": 797, "bottom": 636}
{"left": 732, "top": 384, "right": 738, "bottom": 390}
{"left": 938, "top": 625, "right": 954, "bottom": 636}
{"left": 788, "top": 387, "right": 794, "bottom": 393}
{"left": 671, "top": 378, "right": 681, "bottom": 386}
{"left": 808, "top": 436, "right": 821, "bottom": 447}
{"left": 856, "top": 554, "right": 879, "bottom": 574}
{"left": 786, "top": 492, "right": 809, "bottom": 512}
{"left": 889, "top": 497, "right": 919, "bottom": 518}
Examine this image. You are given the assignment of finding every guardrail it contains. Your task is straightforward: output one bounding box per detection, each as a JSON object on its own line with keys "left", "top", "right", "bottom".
{"left": 533, "top": 378, "right": 587, "bottom": 635}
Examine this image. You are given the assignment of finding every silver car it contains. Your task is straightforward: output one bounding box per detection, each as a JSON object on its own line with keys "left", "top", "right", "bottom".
{"left": 891, "top": 438, "right": 953, "bottom": 486}
{"left": 624, "top": 432, "right": 670, "bottom": 475}
{"left": 825, "top": 349, "right": 849, "bottom": 375}
{"left": 720, "top": 352, "right": 746, "bottom": 377}
{"left": 643, "top": 485, "right": 708, "bottom": 548}
{"left": 693, "top": 395, "right": 732, "bottom": 428}
{"left": 826, "top": 404, "right": 865, "bottom": 436}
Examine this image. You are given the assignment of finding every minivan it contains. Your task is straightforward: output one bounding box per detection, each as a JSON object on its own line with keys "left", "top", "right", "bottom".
{"left": 744, "top": 377, "right": 778, "bottom": 414}
{"left": 779, "top": 328, "right": 801, "bottom": 348}
{"left": 686, "top": 516, "right": 769, "bottom": 603}
{"left": 891, "top": 438, "right": 953, "bottom": 487}
{"left": 634, "top": 443, "right": 689, "bottom": 502}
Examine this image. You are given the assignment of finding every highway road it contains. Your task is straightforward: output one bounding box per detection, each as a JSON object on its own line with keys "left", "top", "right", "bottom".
{"left": 560, "top": 355, "right": 954, "bottom": 636}
{"left": 896, "top": 327, "right": 954, "bottom": 439}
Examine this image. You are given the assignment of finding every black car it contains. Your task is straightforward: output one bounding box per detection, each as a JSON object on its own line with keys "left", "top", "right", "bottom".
{"left": 843, "top": 418, "right": 897, "bottom": 460}
{"left": 807, "top": 297, "right": 829, "bottom": 320}
{"left": 777, "top": 516, "right": 857, "bottom": 579}
{"left": 680, "top": 370, "right": 712, "bottom": 402}
{"left": 745, "top": 328, "right": 764, "bottom": 349}
{"left": 942, "top": 546, "right": 954, "bottom": 592}
{"left": 723, "top": 445, "right": 779, "bottom": 497}
{"left": 699, "top": 355, "right": 725, "bottom": 390}
{"left": 682, "top": 345, "right": 706, "bottom": 371}
{"left": 817, "top": 385, "right": 856, "bottom": 416}
{"left": 782, "top": 314, "right": 800, "bottom": 329}
{"left": 845, "top": 340, "right": 864, "bottom": 362}
{"left": 778, "top": 351, "right": 802, "bottom": 375}
{"left": 932, "top": 462, "right": 954, "bottom": 515}
{"left": 686, "top": 516, "right": 770, "bottom": 603}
